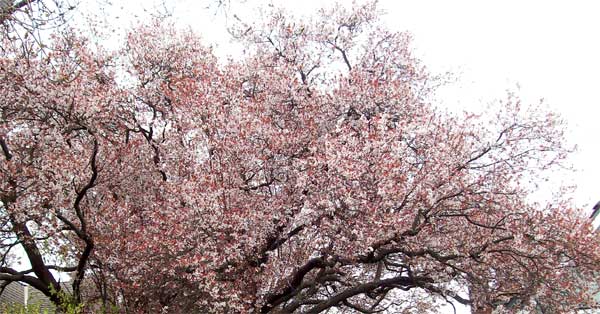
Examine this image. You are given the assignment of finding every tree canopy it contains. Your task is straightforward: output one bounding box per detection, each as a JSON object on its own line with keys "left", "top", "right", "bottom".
{"left": 0, "top": 1, "right": 599, "bottom": 313}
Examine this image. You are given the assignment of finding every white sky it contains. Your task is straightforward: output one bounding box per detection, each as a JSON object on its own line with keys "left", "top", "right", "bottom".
{"left": 378, "top": 0, "right": 600, "bottom": 213}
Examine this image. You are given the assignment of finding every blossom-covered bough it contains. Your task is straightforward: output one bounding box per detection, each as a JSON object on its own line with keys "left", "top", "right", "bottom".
{"left": 1, "top": 1, "right": 599, "bottom": 313}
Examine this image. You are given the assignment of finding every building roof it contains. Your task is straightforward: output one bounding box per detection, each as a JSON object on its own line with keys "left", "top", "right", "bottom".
{"left": 0, "top": 281, "right": 63, "bottom": 313}
{"left": 0, "top": 282, "right": 25, "bottom": 305}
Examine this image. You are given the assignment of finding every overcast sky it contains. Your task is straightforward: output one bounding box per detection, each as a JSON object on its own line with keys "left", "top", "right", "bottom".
{"left": 378, "top": 0, "right": 600, "bottom": 212}
{"left": 392, "top": 2, "right": 599, "bottom": 217}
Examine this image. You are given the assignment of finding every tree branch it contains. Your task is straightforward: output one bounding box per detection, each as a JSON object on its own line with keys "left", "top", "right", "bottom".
{"left": 71, "top": 138, "right": 98, "bottom": 303}
{"left": 0, "top": 137, "right": 12, "bottom": 161}
{"left": 73, "top": 138, "right": 98, "bottom": 234}
{"left": 261, "top": 257, "right": 327, "bottom": 313}
{"left": 6, "top": 213, "right": 61, "bottom": 304}
{"left": 306, "top": 275, "right": 432, "bottom": 313}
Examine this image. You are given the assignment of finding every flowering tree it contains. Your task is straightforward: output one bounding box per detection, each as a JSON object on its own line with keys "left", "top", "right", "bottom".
{"left": 1, "top": 1, "right": 599, "bottom": 313}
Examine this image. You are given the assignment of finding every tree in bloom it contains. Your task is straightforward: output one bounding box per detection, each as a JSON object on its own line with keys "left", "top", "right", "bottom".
{"left": 1, "top": 1, "right": 599, "bottom": 313}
